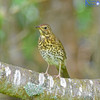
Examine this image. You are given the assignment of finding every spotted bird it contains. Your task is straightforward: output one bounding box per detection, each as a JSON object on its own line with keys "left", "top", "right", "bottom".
{"left": 36, "top": 24, "right": 69, "bottom": 78}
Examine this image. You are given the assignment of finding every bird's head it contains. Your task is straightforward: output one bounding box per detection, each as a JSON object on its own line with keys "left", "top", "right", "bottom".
{"left": 36, "top": 24, "right": 52, "bottom": 36}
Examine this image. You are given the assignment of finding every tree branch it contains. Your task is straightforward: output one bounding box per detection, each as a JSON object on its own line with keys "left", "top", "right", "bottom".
{"left": 0, "top": 61, "right": 100, "bottom": 100}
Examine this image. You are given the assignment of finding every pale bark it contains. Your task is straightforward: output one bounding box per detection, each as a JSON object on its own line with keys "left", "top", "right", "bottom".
{"left": 0, "top": 61, "right": 100, "bottom": 100}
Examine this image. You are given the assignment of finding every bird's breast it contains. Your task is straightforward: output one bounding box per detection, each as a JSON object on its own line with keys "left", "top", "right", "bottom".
{"left": 38, "top": 35, "right": 66, "bottom": 66}
{"left": 38, "top": 36, "right": 49, "bottom": 49}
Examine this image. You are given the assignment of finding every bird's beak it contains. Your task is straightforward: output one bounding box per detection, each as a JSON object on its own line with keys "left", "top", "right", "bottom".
{"left": 35, "top": 25, "right": 40, "bottom": 29}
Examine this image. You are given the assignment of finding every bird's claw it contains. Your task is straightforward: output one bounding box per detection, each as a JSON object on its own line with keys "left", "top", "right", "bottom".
{"left": 44, "top": 71, "right": 49, "bottom": 76}
{"left": 54, "top": 75, "right": 61, "bottom": 78}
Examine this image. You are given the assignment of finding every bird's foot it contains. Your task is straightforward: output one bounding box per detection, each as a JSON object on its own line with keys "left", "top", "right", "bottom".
{"left": 54, "top": 74, "right": 61, "bottom": 78}
{"left": 44, "top": 71, "right": 49, "bottom": 76}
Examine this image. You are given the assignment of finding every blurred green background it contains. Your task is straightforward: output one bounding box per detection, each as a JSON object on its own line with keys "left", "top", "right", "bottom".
{"left": 0, "top": 0, "right": 100, "bottom": 99}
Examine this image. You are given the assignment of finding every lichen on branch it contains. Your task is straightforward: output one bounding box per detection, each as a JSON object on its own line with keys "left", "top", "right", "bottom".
{"left": 0, "top": 61, "right": 100, "bottom": 100}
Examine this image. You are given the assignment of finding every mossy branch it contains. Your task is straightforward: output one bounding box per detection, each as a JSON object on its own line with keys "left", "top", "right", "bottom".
{"left": 0, "top": 61, "right": 100, "bottom": 100}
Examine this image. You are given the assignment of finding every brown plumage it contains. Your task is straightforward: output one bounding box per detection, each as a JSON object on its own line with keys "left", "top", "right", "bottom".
{"left": 36, "top": 24, "right": 69, "bottom": 78}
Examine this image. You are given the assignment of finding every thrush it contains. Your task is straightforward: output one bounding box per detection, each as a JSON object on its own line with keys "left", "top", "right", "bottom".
{"left": 36, "top": 24, "right": 69, "bottom": 78}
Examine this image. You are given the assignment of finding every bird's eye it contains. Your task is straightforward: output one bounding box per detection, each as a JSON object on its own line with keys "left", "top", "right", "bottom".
{"left": 44, "top": 27, "right": 47, "bottom": 29}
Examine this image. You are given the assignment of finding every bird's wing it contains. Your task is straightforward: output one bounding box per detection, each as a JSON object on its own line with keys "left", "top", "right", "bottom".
{"left": 56, "top": 38, "right": 67, "bottom": 58}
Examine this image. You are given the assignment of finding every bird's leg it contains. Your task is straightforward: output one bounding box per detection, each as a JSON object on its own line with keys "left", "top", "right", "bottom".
{"left": 45, "top": 63, "right": 49, "bottom": 75}
{"left": 56, "top": 61, "right": 61, "bottom": 78}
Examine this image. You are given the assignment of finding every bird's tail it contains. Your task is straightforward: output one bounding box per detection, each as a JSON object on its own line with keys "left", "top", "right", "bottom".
{"left": 61, "top": 65, "right": 69, "bottom": 78}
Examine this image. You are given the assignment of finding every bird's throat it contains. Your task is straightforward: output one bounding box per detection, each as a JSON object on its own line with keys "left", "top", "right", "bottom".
{"left": 39, "top": 30, "right": 44, "bottom": 35}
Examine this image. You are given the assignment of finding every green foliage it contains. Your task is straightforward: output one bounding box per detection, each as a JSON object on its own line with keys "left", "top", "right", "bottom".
{"left": 76, "top": 8, "right": 92, "bottom": 31}
{"left": 16, "top": 4, "right": 39, "bottom": 27}
{"left": 11, "top": 0, "right": 40, "bottom": 61}
{"left": 74, "top": 0, "right": 93, "bottom": 36}
{"left": 0, "top": 30, "right": 6, "bottom": 42}
{"left": 0, "top": 13, "right": 4, "bottom": 28}
{"left": 12, "top": 0, "right": 27, "bottom": 6}
{"left": 22, "top": 32, "right": 38, "bottom": 60}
